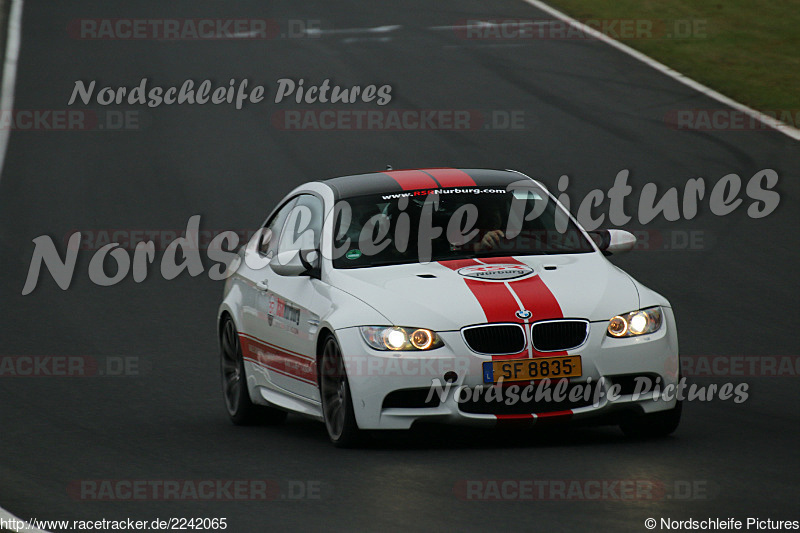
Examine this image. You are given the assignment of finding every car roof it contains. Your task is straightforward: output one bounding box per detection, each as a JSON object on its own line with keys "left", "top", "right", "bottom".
{"left": 319, "top": 168, "right": 534, "bottom": 199}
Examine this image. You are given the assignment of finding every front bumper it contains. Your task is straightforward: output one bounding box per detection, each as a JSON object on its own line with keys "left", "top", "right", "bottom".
{"left": 336, "top": 307, "right": 679, "bottom": 430}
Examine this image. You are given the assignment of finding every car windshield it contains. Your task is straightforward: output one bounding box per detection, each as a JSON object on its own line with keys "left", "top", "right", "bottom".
{"left": 331, "top": 185, "right": 594, "bottom": 269}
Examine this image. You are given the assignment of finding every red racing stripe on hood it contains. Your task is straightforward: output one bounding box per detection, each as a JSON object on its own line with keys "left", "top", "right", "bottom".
{"left": 497, "top": 258, "right": 567, "bottom": 357}
{"left": 440, "top": 257, "right": 564, "bottom": 323}
{"left": 482, "top": 256, "right": 564, "bottom": 323}
{"left": 464, "top": 278, "right": 522, "bottom": 324}
{"left": 438, "top": 259, "right": 521, "bottom": 324}
{"left": 509, "top": 275, "right": 563, "bottom": 323}
{"left": 439, "top": 259, "right": 527, "bottom": 370}
{"left": 439, "top": 256, "right": 567, "bottom": 360}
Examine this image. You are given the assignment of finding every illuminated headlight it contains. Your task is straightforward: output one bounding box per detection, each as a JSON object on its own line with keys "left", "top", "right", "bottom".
{"left": 607, "top": 307, "right": 662, "bottom": 338}
{"left": 359, "top": 326, "right": 443, "bottom": 351}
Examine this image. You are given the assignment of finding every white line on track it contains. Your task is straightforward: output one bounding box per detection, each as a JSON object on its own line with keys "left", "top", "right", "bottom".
{"left": 342, "top": 37, "right": 392, "bottom": 44}
{"left": 429, "top": 20, "right": 550, "bottom": 31}
{"left": 0, "top": 1, "right": 40, "bottom": 530}
{"left": 304, "top": 24, "right": 401, "bottom": 36}
{"left": 227, "top": 30, "right": 265, "bottom": 39}
{"left": 520, "top": 0, "right": 800, "bottom": 141}
{"left": 428, "top": 21, "right": 495, "bottom": 31}
{"left": 0, "top": 0, "right": 23, "bottom": 183}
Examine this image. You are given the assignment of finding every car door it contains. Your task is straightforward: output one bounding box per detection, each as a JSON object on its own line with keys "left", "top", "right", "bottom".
{"left": 237, "top": 197, "right": 297, "bottom": 392}
{"left": 248, "top": 193, "right": 326, "bottom": 401}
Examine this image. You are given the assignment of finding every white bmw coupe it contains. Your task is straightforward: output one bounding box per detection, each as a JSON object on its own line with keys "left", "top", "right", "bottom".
{"left": 218, "top": 168, "right": 680, "bottom": 446}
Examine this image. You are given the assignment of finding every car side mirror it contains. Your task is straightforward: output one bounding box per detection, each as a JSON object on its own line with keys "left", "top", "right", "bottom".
{"left": 588, "top": 229, "right": 637, "bottom": 255}
{"left": 270, "top": 249, "right": 320, "bottom": 278}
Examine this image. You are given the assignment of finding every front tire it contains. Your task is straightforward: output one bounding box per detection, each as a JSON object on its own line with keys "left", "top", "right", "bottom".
{"left": 620, "top": 401, "right": 681, "bottom": 438}
{"left": 319, "top": 334, "right": 362, "bottom": 447}
{"left": 220, "top": 317, "right": 287, "bottom": 426}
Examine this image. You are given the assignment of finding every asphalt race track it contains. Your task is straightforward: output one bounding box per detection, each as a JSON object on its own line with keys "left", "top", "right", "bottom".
{"left": 1, "top": 1, "right": 798, "bottom": 531}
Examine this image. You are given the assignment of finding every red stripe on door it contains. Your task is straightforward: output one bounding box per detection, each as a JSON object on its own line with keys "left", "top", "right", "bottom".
{"left": 382, "top": 170, "right": 438, "bottom": 191}
{"left": 424, "top": 168, "right": 476, "bottom": 187}
{"left": 239, "top": 334, "right": 317, "bottom": 384}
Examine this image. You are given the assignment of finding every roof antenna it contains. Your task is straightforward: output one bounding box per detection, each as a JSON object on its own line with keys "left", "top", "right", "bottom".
{"left": 385, "top": 164, "right": 393, "bottom": 170}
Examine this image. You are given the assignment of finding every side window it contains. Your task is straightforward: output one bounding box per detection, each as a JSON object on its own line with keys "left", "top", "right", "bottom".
{"left": 259, "top": 197, "right": 297, "bottom": 258}
{"left": 278, "top": 194, "right": 324, "bottom": 253}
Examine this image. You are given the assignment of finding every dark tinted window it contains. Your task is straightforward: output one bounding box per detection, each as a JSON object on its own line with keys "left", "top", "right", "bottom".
{"left": 332, "top": 187, "right": 593, "bottom": 269}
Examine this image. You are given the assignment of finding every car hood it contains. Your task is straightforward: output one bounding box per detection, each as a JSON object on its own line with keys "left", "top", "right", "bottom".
{"left": 328, "top": 254, "right": 640, "bottom": 331}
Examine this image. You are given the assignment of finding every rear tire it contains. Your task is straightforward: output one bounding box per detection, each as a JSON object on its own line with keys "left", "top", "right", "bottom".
{"left": 220, "top": 317, "right": 287, "bottom": 426}
{"left": 620, "top": 401, "right": 681, "bottom": 438}
{"left": 319, "top": 334, "right": 363, "bottom": 447}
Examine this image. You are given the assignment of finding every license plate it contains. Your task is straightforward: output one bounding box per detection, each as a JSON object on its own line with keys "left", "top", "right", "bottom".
{"left": 482, "top": 355, "right": 582, "bottom": 383}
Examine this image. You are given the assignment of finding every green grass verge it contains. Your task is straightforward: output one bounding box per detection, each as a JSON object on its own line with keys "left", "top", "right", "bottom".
{"left": 543, "top": 0, "right": 800, "bottom": 113}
